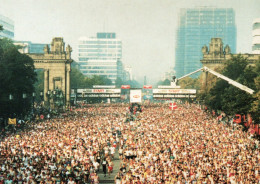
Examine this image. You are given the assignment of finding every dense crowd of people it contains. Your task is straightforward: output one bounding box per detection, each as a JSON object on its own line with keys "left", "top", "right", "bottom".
{"left": 0, "top": 103, "right": 259, "bottom": 183}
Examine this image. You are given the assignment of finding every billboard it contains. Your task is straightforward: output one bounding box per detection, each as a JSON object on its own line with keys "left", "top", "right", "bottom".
{"left": 77, "top": 89, "right": 121, "bottom": 94}
{"left": 130, "top": 90, "right": 142, "bottom": 103}
{"left": 153, "top": 89, "right": 196, "bottom": 94}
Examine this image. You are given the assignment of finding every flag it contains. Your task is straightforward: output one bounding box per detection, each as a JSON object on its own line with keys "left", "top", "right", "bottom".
{"left": 8, "top": 118, "right": 16, "bottom": 125}
{"left": 169, "top": 102, "right": 177, "bottom": 110}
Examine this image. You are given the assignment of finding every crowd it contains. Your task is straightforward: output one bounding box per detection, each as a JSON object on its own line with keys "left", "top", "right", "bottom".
{"left": 0, "top": 105, "right": 126, "bottom": 183}
{"left": 0, "top": 103, "right": 259, "bottom": 184}
{"left": 116, "top": 104, "right": 260, "bottom": 183}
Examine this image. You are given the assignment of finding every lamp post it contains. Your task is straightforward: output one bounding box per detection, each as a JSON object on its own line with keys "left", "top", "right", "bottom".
{"left": 22, "top": 93, "right": 27, "bottom": 117}
{"left": 9, "top": 94, "right": 13, "bottom": 121}
{"left": 47, "top": 90, "right": 51, "bottom": 111}
{"left": 32, "top": 92, "right": 35, "bottom": 116}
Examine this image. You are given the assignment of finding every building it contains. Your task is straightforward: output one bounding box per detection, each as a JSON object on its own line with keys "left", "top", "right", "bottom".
{"left": 201, "top": 38, "right": 259, "bottom": 69}
{"left": 0, "top": 14, "right": 14, "bottom": 39}
{"left": 252, "top": 18, "right": 260, "bottom": 54}
{"left": 175, "top": 7, "right": 237, "bottom": 78}
{"left": 14, "top": 41, "right": 48, "bottom": 54}
{"left": 77, "top": 32, "right": 123, "bottom": 83}
{"left": 124, "top": 65, "right": 133, "bottom": 81}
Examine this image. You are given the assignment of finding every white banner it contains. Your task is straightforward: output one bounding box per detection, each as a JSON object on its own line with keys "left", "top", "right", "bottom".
{"left": 77, "top": 89, "right": 121, "bottom": 93}
{"left": 153, "top": 89, "right": 196, "bottom": 94}
{"left": 130, "top": 90, "right": 142, "bottom": 103}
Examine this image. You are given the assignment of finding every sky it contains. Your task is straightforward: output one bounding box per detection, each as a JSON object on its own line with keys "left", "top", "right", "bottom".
{"left": 0, "top": 0, "right": 260, "bottom": 84}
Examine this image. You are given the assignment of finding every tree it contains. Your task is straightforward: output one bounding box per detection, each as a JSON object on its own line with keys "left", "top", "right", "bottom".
{"left": 178, "top": 76, "right": 201, "bottom": 89}
{"left": 70, "top": 67, "right": 86, "bottom": 89}
{"left": 157, "top": 79, "right": 171, "bottom": 86}
{"left": 0, "top": 38, "right": 37, "bottom": 118}
{"left": 0, "top": 25, "right": 3, "bottom": 31}
{"left": 203, "top": 55, "right": 258, "bottom": 118}
{"left": 34, "top": 69, "right": 44, "bottom": 102}
{"left": 250, "top": 60, "right": 260, "bottom": 123}
{"left": 124, "top": 80, "right": 141, "bottom": 88}
{"left": 115, "top": 77, "right": 123, "bottom": 88}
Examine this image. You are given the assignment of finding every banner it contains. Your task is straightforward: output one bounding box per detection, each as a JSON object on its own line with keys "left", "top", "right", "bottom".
{"left": 130, "top": 90, "right": 142, "bottom": 103}
{"left": 8, "top": 118, "right": 16, "bottom": 125}
{"left": 77, "top": 89, "right": 121, "bottom": 93}
{"left": 153, "top": 89, "right": 196, "bottom": 94}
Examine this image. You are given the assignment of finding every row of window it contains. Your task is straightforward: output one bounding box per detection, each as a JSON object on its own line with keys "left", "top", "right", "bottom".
{"left": 80, "top": 66, "right": 117, "bottom": 69}
{"left": 79, "top": 40, "right": 121, "bottom": 44}
{"left": 1, "top": 29, "right": 14, "bottom": 37}
{"left": 78, "top": 48, "right": 122, "bottom": 52}
{"left": 0, "top": 20, "right": 14, "bottom": 30}
{"left": 79, "top": 58, "right": 122, "bottom": 61}
{"left": 82, "top": 70, "right": 118, "bottom": 74}
{"left": 252, "top": 44, "right": 260, "bottom": 50}
{"left": 78, "top": 45, "right": 122, "bottom": 49}
{"left": 79, "top": 62, "right": 117, "bottom": 65}
{"left": 78, "top": 53, "right": 121, "bottom": 57}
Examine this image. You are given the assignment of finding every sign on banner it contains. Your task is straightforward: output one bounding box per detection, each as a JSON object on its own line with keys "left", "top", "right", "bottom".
{"left": 130, "top": 90, "right": 142, "bottom": 103}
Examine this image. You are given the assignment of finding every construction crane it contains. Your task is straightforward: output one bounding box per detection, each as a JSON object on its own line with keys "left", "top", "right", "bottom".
{"left": 176, "top": 66, "right": 255, "bottom": 95}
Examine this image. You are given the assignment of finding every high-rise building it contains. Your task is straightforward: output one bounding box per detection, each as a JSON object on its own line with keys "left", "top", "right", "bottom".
{"left": 175, "top": 7, "right": 236, "bottom": 78}
{"left": 14, "top": 41, "right": 48, "bottom": 54}
{"left": 0, "top": 14, "right": 14, "bottom": 39}
{"left": 252, "top": 18, "right": 260, "bottom": 54}
{"left": 78, "top": 32, "right": 123, "bottom": 83}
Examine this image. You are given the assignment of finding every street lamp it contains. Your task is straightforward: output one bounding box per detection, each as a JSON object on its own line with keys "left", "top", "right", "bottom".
{"left": 47, "top": 90, "right": 51, "bottom": 111}
{"left": 9, "top": 94, "right": 13, "bottom": 100}
{"left": 32, "top": 92, "right": 35, "bottom": 115}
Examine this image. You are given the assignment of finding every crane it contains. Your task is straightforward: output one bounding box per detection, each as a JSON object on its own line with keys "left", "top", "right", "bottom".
{"left": 176, "top": 66, "right": 255, "bottom": 95}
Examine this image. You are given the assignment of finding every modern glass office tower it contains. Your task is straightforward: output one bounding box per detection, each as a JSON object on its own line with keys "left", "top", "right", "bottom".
{"left": 175, "top": 8, "right": 237, "bottom": 78}
{"left": 78, "top": 32, "right": 123, "bottom": 83}
{"left": 0, "top": 14, "right": 14, "bottom": 39}
{"left": 252, "top": 18, "right": 260, "bottom": 54}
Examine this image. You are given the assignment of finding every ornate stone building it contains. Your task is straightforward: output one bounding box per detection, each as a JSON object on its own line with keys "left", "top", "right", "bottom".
{"left": 201, "top": 38, "right": 260, "bottom": 69}
{"left": 200, "top": 38, "right": 260, "bottom": 88}
{"left": 28, "top": 38, "right": 73, "bottom": 107}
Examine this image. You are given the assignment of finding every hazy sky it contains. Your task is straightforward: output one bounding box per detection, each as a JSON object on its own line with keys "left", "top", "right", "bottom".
{"left": 0, "top": 0, "right": 260, "bottom": 84}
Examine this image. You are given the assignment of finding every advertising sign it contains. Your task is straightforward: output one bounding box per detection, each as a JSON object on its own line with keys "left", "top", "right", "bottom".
{"left": 121, "top": 85, "right": 131, "bottom": 89}
{"left": 77, "top": 89, "right": 121, "bottom": 94}
{"left": 153, "top": 89, "right": 196, "bottom": 94}
{"left": 143, "top": 85, "right": 152, "bottom": 89}
{"left": 130, "top": 90, "right": 142, "bottom": 103}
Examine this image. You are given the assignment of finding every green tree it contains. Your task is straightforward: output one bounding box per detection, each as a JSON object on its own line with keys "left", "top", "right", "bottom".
{"left": 70, "top": 67, "right": 86, "bottom": 89}
{"left": 88, "top": 75, "right": 112, "bottom": 86}
{"left": 124, "top": 80, "right": 141, "bottom": 88}
{"left": 178, "top": 76, "right": 201, "bottom": 89}
{"left": 115, "top": 77, "right": 123, "bottom": 88}
{"left": 157, "top": 79, "right": 171, "bottom": 86}
{"left": 34, "top": 69, "right": 44, "bottom": 102}
{"left": 250, "top": 60, "right": 260, "bottom": 123}
{"left": 0, "top": 38, "right": 37, "bottom": 118}
{"left": 204, "top": 55, "right": 258, "bottom": 117}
